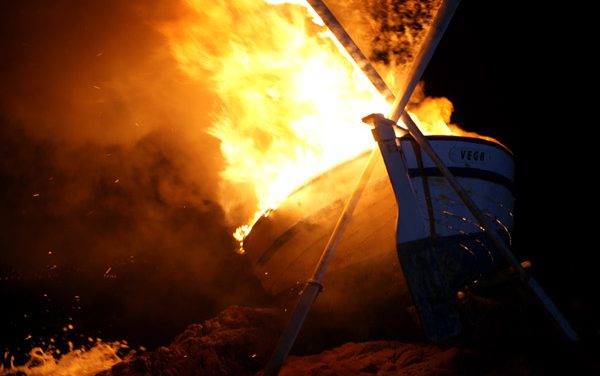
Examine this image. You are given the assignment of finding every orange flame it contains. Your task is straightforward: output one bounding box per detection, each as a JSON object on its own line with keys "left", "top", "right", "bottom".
{"left": 407, "top": 90, "right": 500, "bottom": 144}
{"left": 161, "top": 0, "right": 488, "bottom": 251}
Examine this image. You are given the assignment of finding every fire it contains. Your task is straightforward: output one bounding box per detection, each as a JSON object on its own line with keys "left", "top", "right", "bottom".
{"left": 407, "top": 86, "right": 501, "bottom": 144}
{"left": 1, "top": 342, "right": 125, "bottom": 376}
{"left": 161, "top": 0, "right": 486, "bottom": 251}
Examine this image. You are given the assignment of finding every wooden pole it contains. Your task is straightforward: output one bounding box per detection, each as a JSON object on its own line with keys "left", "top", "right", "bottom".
{"left": 305, "top": 0, "right": 395, "bottom": 103}
{"left": 264, "top": 1, "right": 464, "bottom": 374}
{"left": 264, "top": 148, "right": 378, "bottom": 376}
{"left": 389, "top": 0, "right": 462, "bottom": 123}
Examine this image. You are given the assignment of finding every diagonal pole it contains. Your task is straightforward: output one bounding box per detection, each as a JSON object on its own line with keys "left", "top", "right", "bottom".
{"left": 305, "top": 0, "right": 395, "bottom": 103}
{"left": 309, "top": 0, "right": 579, "bottom": 342}
{"left": 264, "top": 1, "right": 462, "bottom": 374}
{"left": 263, "top": 148, "right": 378, "bottom": 376}
{"left": 388, "top": 0, "right": 461, "bottom": 122}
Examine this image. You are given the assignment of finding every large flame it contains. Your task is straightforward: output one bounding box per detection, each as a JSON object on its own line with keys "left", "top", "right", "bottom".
{"left": 161, "top": 0, "right": 483, "bottom": 251}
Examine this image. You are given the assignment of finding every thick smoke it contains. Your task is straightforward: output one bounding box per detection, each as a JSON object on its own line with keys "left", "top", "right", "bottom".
{"left": 0, "top": 0, "right": 447, "bottom": 354}
{"left": 0, "top": 0, "right": 266, "bottom": 350}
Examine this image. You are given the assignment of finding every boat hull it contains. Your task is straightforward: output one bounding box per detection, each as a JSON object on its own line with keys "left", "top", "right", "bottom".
{"left": 244, "top": 136, "right": 515, "bottom": 322}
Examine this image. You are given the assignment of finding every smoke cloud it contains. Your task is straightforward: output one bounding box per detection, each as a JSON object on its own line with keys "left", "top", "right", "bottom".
{"left": 0, "top": 0, "right": 444, "bottom": 352}
{"left": 0, "top": 0, "right": 266, "bottom": 349}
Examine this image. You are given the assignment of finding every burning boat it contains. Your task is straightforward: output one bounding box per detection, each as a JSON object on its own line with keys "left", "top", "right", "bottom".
{"left": 165, "top": 0, "right": 575, "bottom": 345}
{"left": 242, "top": 128, "right": 515, "bottom": 340}
{"left": 243, "top": 133, "right": 514, "bottom": 297}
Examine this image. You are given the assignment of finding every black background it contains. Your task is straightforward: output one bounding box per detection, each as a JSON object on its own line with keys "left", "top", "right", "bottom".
{"left": 425, "top": 0, "right": 597, "bottom": 342}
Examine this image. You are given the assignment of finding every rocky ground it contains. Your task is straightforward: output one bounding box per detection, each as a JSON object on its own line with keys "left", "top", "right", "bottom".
{"left": 96, "top": 300, "right": 599, "bottom": 376}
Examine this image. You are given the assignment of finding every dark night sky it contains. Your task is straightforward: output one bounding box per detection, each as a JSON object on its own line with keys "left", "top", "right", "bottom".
{"left": 425, "top": 1, "right": 596, "bottom": 339}
{"left": 0, "top": 0, "right": 596, "bottom": 363}
{"left": 426, "top": 2, "right": 591, "bottom": 257}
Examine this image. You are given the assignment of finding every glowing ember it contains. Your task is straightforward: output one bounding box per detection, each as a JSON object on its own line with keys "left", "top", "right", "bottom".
{"left": 162, "top": 0, "right": 491, "bottom": 252}
{"left": 0, "top": 341, "right": 125, "bottom": 376}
